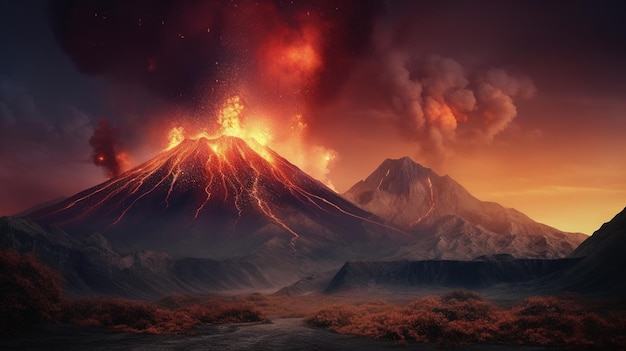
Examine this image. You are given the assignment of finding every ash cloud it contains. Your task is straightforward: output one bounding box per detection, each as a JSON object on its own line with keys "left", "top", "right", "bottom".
{"left": 49, "top": 0, "right": 382, "bottom": 110}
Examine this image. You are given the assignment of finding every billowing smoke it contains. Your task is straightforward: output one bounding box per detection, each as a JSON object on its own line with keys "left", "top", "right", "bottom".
{"left": 311, "top": 42, "right": 536, "bottom": 167}
{"left": 89, "top": 119, "right": 125, "bottom": 177}
{"left": 382, "top": 52, "right": 535, "bottom": 161}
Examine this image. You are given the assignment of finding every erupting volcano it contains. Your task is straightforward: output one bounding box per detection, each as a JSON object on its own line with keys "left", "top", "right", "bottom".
{"left": 29, "top": 133, "right": 402, "bottom": 261}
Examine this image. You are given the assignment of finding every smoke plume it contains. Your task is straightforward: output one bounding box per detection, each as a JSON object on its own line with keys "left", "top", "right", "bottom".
{"left": 89, "top": 119, "right": 125, "bottom": 177}
{"left": 311, "top": 40, "right": 536, "bottom": 167}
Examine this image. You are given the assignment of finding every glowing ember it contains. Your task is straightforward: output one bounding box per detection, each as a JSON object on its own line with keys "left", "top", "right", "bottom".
{"left": 217, "top": 96, "right": 245, "bottom": 135}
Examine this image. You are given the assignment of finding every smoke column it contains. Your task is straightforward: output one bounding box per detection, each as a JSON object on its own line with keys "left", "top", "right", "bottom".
{"left": 89, "top": 119, "right": 123, "bottom": 177}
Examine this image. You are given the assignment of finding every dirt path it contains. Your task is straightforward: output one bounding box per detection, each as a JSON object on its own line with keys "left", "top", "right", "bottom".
{"left": 2, "top": 318, "right": 551, "bottom": 351}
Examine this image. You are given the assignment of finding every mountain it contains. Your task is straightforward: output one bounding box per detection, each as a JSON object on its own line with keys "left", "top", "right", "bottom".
{"left": 344, "top": 157, "right": 586, "bottom": 259}
{"left": 28, "top": 136, "right": 404, "bottom": 285}
{"left": 562, "top": 206, "right": 626, "bottom": 296}
{"left": 0, "top": 216, "right": 272, "bottom": 298}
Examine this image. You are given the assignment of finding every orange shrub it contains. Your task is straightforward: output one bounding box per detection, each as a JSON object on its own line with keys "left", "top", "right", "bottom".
{"left": 61, "top": 295, "right": 265, "bottom": 335}
{"left": 309, "top": 290, "right": 626, "bottom": 347}
{"left": 0, "top": 249, "right": 63, "bottom": 334}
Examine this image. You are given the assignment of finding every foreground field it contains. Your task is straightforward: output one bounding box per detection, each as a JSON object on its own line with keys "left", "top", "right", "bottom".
{"left": 2, "top": 291, "right": 625, "bottom": 350}
{"left": 2, "top": 317, "right": 558, "bottom": 351}
{"left": 2, "top": 249, "right": 626, "bottom": 349}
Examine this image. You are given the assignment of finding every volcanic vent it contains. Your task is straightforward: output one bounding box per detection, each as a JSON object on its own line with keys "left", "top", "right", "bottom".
{"left": 30, "top": 135, "right": 401, "bottom": 259}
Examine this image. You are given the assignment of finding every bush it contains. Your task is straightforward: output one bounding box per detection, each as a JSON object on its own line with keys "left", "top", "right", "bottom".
{"left": 61, "top": 296, "right": 265, "bottom": 335}
{"left": 308, "top": 291, "right": 626, "bottom": 347}
{"left": 0, "top": 250, "right": 64, "bottom": 334}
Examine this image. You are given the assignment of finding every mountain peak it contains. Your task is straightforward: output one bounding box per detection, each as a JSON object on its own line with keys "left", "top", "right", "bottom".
{"left": 344, "top": 158, "right": 587, "bottom": 259}
{"left": 374, "top": 156, "right": 439, "bottom": 180}
{"left": 348, "top": 157, "right": 440, "bottom": 200}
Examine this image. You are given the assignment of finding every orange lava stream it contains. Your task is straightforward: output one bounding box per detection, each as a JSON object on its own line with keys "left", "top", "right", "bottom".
{"left": 411, "top": 178, "right": 436, "bottom": 227}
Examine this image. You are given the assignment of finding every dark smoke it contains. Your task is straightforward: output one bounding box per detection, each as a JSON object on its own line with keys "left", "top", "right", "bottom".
{"left": 89, "top": 119, "right": 122, "bottom": 177}
{"left": 48, "top": 0, "right": 383, "bottom": 109}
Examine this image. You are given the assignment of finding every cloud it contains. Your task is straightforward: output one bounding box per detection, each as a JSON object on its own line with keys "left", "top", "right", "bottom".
{"left": 0, "top": 77, "right": 100, "bottom": 214}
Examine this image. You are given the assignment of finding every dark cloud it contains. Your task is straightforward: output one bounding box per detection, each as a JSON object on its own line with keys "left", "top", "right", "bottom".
{"left": 49, "top": 0, "right": 383, "bottom": 111}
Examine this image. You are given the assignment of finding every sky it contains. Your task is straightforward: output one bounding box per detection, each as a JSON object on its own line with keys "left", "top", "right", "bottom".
{"left": 0, "top": 0, "right": 625, "bottom": 235}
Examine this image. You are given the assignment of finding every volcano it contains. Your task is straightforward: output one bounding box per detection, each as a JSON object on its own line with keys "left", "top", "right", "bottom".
{"left": 29, "top": 136, "right": 403, "bottom": 265}
{"left": 344, "top": 157, "right": 587, "bottom": 259}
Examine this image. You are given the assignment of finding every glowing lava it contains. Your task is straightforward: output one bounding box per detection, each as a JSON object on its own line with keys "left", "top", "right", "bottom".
{"left": 165, "top": 96, "right": 274, "bottom": 162}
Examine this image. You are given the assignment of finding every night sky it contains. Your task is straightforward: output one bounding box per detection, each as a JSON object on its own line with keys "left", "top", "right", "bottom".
{"left": 1, "top": 0, "right": 625, "bottom": 234}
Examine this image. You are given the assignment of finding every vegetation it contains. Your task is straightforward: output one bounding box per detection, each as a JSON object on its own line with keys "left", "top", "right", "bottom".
{"left": 309, "top": 290, "right": 626, "bottom": 347}
{"left": 1, "top": 249, "right": 265, "bottom": 335}
{"left": 3, "top": 249, "right": 625, "bottom": 347}
{"left": 61, "top": 295, "right": 265, "bottom": 335}
{"left": 0, "top": 249, "right": 64, "bottom": 334}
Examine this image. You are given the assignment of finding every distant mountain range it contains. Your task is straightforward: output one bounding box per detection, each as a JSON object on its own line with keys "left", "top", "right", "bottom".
{"left": 0, "top": 137, "right": 603, "bottom": 296}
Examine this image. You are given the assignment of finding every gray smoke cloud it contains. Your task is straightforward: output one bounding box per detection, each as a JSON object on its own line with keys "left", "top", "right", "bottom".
{"left": 321, "top": 40, "right": 536, "bottom": 166}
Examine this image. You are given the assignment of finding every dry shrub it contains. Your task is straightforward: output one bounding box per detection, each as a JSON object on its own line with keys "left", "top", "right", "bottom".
{"left": 0, "top": 249, "right": 64, "bottom": 334}
{"left": 309, "top": 290, "right": 626, "bottom": 347}
{"left": 62, "top": 295, "right": 265, "bottom": 335}
{"left": 500, "top": 296, "right": 626, "bottom": 346}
